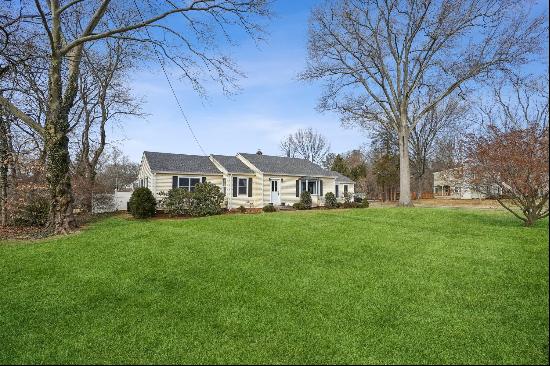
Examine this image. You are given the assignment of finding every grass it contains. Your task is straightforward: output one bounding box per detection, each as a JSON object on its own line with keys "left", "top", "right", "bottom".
{"left": 0, "top": 208, "right": 548, "bottom": 364}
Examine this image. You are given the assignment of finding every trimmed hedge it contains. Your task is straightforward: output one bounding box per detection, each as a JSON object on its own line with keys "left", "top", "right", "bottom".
{"left": 129, "top": 187, "right": 156, "bottom": 218}
{"left": 262, "top": 204, "right": 277, "bottom": 212}
{"left": 324, "top": 192, "right": 337, "bottom": 208}
{"left": 189, "top": 182, "right": 225, "bottom": 217}
{"left": 161, "top": 182, "right": 225, "bottom": 217}
{"left": 300, "top": 191, "right": 312, "bottom": 209}
{"left": 162, "top": 188, "right": 193, "bottom": 216}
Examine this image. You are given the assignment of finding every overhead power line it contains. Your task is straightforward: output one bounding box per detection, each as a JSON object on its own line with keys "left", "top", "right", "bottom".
{"left": 132, "top": 1, "right": 207, "bottom": 156}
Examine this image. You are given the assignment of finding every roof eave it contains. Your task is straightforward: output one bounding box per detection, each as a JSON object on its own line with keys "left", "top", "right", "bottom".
{"left": 152, "top": 170, "right": 223, "bottom": 175}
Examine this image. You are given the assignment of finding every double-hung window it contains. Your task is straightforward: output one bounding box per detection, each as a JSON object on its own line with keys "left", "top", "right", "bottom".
{"left": 178, "top": 177, "right": 201, "bottom": 192}
{"left": 238, "top": 178, "right": 248, "bottom": 195}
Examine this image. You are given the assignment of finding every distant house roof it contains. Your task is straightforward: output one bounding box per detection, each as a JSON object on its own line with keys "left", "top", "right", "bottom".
{"left": 239, "top": 153, "right": 333, "bottom": 177}
{"left": 211, "top": 155, "right": 254, "bottom": 174}
{"left": 330, "top": 171, "right": 355, "bottom": 184}
{"left": 144, "top": 151, "right": 221, "bottom": 174}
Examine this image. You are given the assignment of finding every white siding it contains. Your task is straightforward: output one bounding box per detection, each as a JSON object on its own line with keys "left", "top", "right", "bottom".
{"left": 137, "top": 155, "right": 154, "bottom": 190}
{"left": 226, "top": 174, "right": 261, "bottom": 209}
{"left": 262, "top": 175, "right": 337, "bottom": 207}
{"left": 336, "top": 183, "right": 355, "bottom": 202}
{"left": 154, "top": 173, "right": 223, "bottom": 196}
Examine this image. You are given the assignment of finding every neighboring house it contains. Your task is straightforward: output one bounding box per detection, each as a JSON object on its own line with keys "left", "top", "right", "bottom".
{"left": 137, "top": 151, "right": 355, "bottom": 208}
{"left": 433, "top": 167, "right": 501, "bottom": 199}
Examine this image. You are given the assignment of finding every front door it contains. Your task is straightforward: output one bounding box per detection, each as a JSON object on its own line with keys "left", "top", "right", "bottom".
{"left": 270, "top": 179, "right": 280, "bottom": 205}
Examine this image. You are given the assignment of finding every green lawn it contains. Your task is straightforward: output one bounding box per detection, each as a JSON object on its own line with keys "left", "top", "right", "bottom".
{"left": 0, "top": 208, "right": 548, "bottom": 364}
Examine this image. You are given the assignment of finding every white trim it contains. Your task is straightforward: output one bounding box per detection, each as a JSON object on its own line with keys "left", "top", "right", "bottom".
{"left": 175, "top": 176, "right": 203, "bottom": 191}
{"left": 269, "top": 178, "right": 281, "bottom": 205}
{"left": 300, "top": 178, "right": 321, "bottom": 196}
{"left": 237, "top": 176, "right": 249, "bottom": 196}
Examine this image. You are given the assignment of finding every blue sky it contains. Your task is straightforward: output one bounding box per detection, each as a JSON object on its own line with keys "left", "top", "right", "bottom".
{"left": 112, "top": 0, "right": 548, "bottom": 162}
{"left": 112, "top": 1, "right": 369, "bottom": 162}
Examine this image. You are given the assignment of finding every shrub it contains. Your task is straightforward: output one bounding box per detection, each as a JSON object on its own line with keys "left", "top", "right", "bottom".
{"left": 237, "top": 205, "right": 247, "bottom": 213}
{"left": 324, "top": 192, "right": 337, "bottom": 208}
{"left": 343, "top": 191, "right": 352, "bottom": 204}
{"left": 293, "top": 202, "right": 306, "bottom": 210}
{"left": 12, "top": 193, "right": 50, "bottom": 227}
{"left": 299, "top": 191, "right": 312, "bottom": 209}
{"left": 341, "top": 201, "right": 358, "bottom": 209}
{"left": 353, "top": 196, "right": 363, "bottom": 203}
{"left": 262, "top": 204, "right": 277, "bottom": 212}
{"left": 188, "top": 182, "right": 225, "bottom": 217}
{"left": 161, "top": 188, "right": 193, "bottom": 216}
{"left": 128, "top": 187, "right": 156, "bottom": 218}
{"left": 359, "top": 199, "right": 369, "bottom": 208}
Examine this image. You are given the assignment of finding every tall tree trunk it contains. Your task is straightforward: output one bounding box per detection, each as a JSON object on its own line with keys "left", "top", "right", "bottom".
{"left": 416, "top": 176, "right": 423, "bottom": 200}
{"left": 0, "top": 149, "right": 7, "bottom": 226}
{"left": 45, "top": 56, "right": 76, "bottom": 234}
{"left": 45, "top": 115, "right": 76, "bottom": 234}
{"left": 83, "top": 166, "right": 96, "bottom": 213}
{"left": 0, "top": 111, "right": 10, "bottom": 226}
{"left": 398, "top": 127, "right": 413, "bottom": 206}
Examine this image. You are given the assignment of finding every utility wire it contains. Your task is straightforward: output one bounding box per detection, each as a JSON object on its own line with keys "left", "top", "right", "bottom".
{"left": 132, "top": 0, "right": 208, "bottom": 156}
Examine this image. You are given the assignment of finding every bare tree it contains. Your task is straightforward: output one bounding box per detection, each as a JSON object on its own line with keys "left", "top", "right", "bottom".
{"left": 0, "top": 0, "right": 270, "bottom": 234}
{"left": 96, "top": 147, "right": 139, "bottom": 192}
{"left": 408, "top": 94, "right": 469, "bottom": 198}
{"left": 301, "top": 0, "right": 546, "bottom": 206}
{"left": 280, "top": 136, "right": 296, "bottom": 158}
{"left": 279, "top": 128, "right": 330, "bottom": 164}
{"left": 72, "top": 39, "right": 142, "bottom": 212}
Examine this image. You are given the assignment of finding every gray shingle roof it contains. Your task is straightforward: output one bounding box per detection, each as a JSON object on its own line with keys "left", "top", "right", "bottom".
{"left": 144, "top": 151, "right": 221, "bottom": 174}
{"left": 330, "top": 171, "right": 355, "bottom": 184}
{"left": 239, "top": 153, "right": 333, "bottom": 177}
{"left": 211, "top": 155, "right": 254, "bottom": 174}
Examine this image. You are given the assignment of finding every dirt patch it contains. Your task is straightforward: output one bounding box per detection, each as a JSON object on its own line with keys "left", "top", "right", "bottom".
{"left": 370, "top": 198, "right": 503, "bottom": 209}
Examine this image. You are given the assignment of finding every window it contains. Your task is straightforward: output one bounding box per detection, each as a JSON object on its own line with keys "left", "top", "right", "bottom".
{"left": 178, "top": 177, "right": 201, "bottom": 191}
{"left": 300, "top": 179, "right": 318, "bottom": 195}
{"left": 344, "top": 185, "right": 348, "bottom": 194}
{"left": 238, "top": 178, "right": 248, "bottom": 195}
{"left": 308, "top": 181, "right": 317, "bottom": 194}
{"left": 271, "top": 180, "right": 278, "bottom": 192}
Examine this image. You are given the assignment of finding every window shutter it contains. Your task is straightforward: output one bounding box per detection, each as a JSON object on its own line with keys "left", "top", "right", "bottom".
{"left": 296, "top": 180, "right": 300, "bottom": 197}
{"left": 320, "top": 180, "right": 323, "bottom": 196}
{"left": 201, "top": 177, "right": 207, "bottom": 183}
{"left": 172, "top": 176, "right": 178, "bottom": 189}
{"left": 232, "top": 177, "right": 238, "bottom": 197}
{"left": 335, "top": 184, "right": 339, "bottom": 197}
{"left": 248, "top": 178, "right": 253, "bottom": 197}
